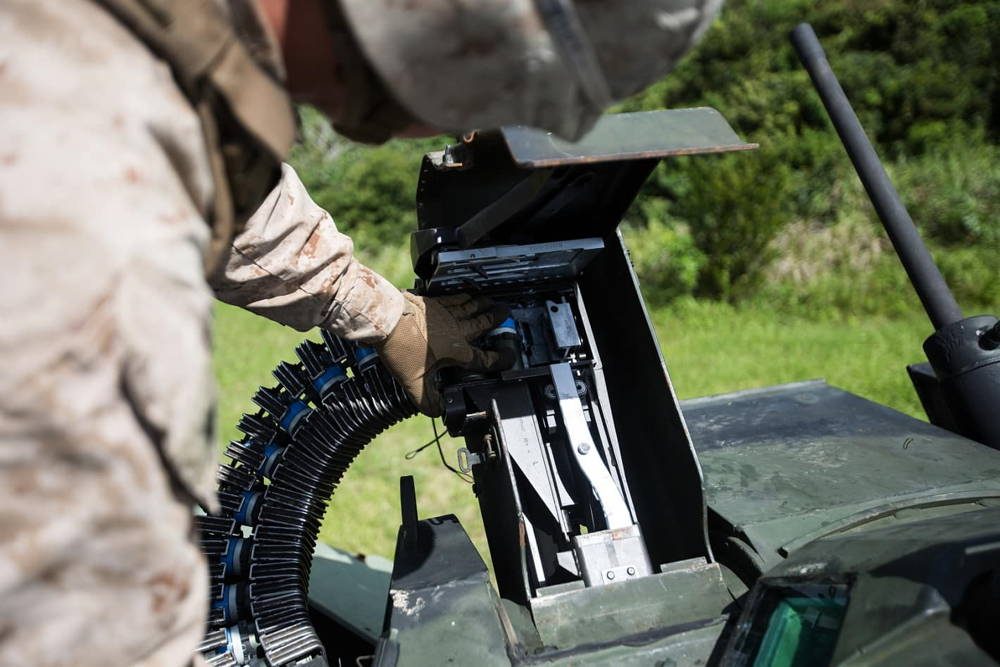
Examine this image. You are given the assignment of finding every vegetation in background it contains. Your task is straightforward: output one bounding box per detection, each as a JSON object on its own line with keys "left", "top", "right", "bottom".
{"left": 620, "top": 0, "right": 998, "bottom": 305}
{"left": 215, "top": 1, "right": 999, "bottom": 559}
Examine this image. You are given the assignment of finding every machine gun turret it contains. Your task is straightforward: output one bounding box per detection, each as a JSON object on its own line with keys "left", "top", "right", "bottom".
{"left": 196, "top": 51, "right": 1000, "bottom": 666}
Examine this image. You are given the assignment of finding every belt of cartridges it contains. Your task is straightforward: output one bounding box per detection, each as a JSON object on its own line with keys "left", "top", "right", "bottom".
{"left": 196, "top": 331, "right": 416, "bottom": 667}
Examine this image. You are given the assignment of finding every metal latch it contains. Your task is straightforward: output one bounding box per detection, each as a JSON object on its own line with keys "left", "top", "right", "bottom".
{"left": 456, "top": 447, "right": 483, "bottom": 474}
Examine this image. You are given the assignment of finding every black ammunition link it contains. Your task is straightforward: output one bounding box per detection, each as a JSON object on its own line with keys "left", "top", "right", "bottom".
{"left": 196, "top": 335, "right": 416, "bottom": 667}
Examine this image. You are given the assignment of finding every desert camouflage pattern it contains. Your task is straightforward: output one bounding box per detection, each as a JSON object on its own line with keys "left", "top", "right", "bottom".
{"left": 210, "top": 163, "right": 404, "bottom": 340}
{"left": 341, "top": 0, "right": 723, "bottom": 140}
{"left": 0, "top": 0, "right": 401, "bottom": 664}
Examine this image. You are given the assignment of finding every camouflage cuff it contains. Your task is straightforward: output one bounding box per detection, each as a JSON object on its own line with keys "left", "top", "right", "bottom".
{"left": 318, "top": 259, "right": 405, "bottom": 344}
{"left": 210, "top": 163, "right": 404, "bottom": 342}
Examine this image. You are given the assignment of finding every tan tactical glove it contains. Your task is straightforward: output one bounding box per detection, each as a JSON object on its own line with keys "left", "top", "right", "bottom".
{"left": 376, "top": 292, "right": 512, "bottom": 416}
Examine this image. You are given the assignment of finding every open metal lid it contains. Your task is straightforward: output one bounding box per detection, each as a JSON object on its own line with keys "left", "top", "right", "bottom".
{"left": 412, "top": 108, "right": 755, "bottom": 280}
{"left": 501, "top": 108, "right": 756, "bottom": 168}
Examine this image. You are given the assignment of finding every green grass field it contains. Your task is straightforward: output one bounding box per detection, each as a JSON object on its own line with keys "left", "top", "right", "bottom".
{"left": 213, "top": 292, "right": 937, "bottom": 563}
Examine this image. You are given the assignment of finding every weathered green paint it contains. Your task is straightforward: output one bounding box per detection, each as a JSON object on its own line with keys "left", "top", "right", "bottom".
{"left": 374, "top": 515, "right": 735, "bottom": 666}
{"left": 683, "top": 381, "right": 1000, "bottom": 567}
{"left": 381, "top": 515, "right": 513, "bottom": 666}
{"left": 308, "top": 544, "right": 393, "bottom": 643}
{"left": 727, "top": 507, "right": 1000, "bottom": 666}
{"left": 532, "top": 619, "right": 729, "bottom": 666}
{"left": 531, "top": 557, "right": 731, "bottom": 650}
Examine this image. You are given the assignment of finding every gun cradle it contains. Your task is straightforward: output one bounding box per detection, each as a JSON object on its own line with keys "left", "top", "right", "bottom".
{"left": 428, "top": 240, "right": 649, "bottom": 605}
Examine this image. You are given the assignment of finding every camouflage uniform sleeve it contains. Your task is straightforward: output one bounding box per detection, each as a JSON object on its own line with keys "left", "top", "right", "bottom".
{"left": 208, "top": 163, "right": 405, "bottom": 343}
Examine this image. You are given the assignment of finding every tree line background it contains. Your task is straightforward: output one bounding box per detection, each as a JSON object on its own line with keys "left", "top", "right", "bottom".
{"left": 288, "top": 0, "right": 998, "bottom": 318}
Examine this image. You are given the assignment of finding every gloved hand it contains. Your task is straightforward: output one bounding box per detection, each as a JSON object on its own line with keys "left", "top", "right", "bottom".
{"left": 376, "top": 292, "right": 513, "bottom": 416}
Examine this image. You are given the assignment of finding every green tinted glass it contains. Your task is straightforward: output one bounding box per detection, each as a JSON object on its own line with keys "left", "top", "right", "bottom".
{"left": 753, "top": 594, "right": 847, "bottom": 667}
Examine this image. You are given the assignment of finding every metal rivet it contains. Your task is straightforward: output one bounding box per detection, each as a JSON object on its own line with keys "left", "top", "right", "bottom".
{"left": 577, "top": 443, "right": 590, "bottom": 455}
{"left": 606, "top": 571, "right": 615, "bottom": 580}
{"left": 627, "top": 567, "right": 636, "bottom": 576}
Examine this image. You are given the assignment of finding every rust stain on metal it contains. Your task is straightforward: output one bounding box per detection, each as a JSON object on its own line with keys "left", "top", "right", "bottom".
{"left": 513, "top": 142, "right": 759, "bottom": 168}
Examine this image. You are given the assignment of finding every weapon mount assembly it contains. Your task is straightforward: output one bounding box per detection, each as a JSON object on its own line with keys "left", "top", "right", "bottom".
{"left": 194, "top": 75, "right": 1000, "bottom": 666}
{"left": 196, "top": 109, "right": 757, "bottom": 666}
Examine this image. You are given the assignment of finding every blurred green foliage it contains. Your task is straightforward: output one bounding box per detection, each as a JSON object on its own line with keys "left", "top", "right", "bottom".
{"left": 288, "top": 111, "right": 445, "bottom": 286}
{"left": 619, "top": 0, "right": 998, "bottom": 303}
{"left": 287, "top": 0, "right": 998, "bottom": 312}
{"left": 621, "top": 217, "right": 704, "bottom": 305}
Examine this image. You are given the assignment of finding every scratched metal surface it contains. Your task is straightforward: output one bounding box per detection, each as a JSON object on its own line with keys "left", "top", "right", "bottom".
{"left": 681, "top": 381, "right": 1000, "bottom": 566}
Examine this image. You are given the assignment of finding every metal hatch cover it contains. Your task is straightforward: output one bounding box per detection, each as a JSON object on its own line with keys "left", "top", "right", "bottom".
{"left": 411, "top": 108, "right": 756, "bottom": 275}
{"left": 501, "top": 108, "right": 758, "bottom": 168}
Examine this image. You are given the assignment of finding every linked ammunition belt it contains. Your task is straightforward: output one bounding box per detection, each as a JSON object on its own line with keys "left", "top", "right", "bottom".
{"left": 195, "top": 331, "right": 416, "bottom": 667}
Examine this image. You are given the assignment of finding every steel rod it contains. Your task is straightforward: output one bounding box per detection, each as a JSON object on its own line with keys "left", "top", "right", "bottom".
{"left": 791, "top": 23, "right": 963, "bottom": 330}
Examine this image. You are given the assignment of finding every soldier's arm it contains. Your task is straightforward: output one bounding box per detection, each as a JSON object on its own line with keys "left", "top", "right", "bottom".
{"left": 207, "top": 163, "right": 405, "bottom": 343}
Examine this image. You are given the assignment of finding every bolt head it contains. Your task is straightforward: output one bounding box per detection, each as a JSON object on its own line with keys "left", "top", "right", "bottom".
{"left": 627, "top": 567, "right": 636, "bottom": 576}
{"left": 606, "top": 571, "right": 615, "bottom": 580}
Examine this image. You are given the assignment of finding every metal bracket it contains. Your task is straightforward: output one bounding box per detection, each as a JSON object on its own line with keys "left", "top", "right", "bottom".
{"left": 573, "top": 525, "right": 653, "bottom": 587}
{"left": 550, "top": 363, "right": 632, "bottom": 529}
